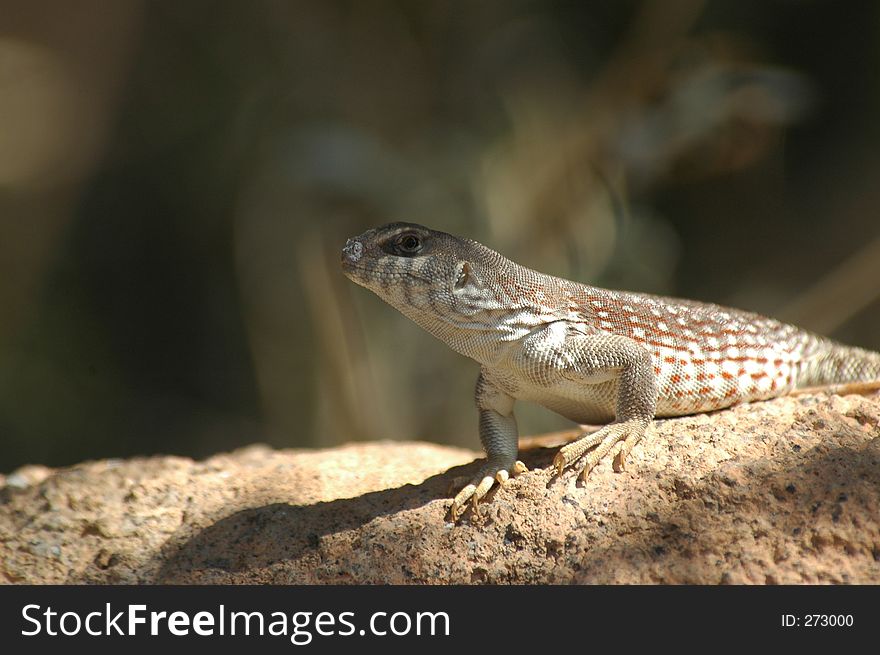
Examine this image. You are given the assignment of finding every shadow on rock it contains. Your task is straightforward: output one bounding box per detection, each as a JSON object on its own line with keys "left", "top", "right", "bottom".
{"left": 153, "top": 447, "right": 558, "bottom": 582}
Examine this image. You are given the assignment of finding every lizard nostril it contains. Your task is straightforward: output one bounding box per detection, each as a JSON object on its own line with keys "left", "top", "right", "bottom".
{"left": 342, "top": 238, "right": 364, "bottom": 263}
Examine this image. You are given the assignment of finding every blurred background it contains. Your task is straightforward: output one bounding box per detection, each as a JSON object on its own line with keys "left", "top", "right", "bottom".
{"left": 1, "top": 0, "right": 879, "bottom": 472}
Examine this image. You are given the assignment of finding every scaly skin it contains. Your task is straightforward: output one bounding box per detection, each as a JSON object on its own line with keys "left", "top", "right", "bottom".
{"left": 341, "top": 223, "right": 880, "bottom": 520}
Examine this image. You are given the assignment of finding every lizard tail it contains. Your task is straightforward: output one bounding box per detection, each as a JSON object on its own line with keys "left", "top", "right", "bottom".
{"left": 797, "top": 342, "right": 880, "bottom": 388}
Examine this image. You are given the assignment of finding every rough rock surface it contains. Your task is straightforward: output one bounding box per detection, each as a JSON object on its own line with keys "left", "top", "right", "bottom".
{"left": 2, "top": 391, "right": 879, "bottom": 584}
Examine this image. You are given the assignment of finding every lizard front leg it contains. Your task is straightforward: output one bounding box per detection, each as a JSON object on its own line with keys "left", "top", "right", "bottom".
{"left": 548, "top": 332, "right": 658, "bottom": 479}
{"left": 449, "top": 371, "right": 527, "bottom": 521}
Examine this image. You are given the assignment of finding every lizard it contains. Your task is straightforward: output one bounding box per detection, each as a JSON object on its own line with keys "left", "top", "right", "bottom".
{"left": 341, "top": 222, "right": 880, "bottom": 521}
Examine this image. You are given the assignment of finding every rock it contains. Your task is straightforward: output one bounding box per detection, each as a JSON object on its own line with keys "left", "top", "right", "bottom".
{"left": 1, "top": 392, "right": 878, "bottom": 584}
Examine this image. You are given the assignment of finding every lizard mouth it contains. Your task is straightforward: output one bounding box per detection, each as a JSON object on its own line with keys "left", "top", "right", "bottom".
{"left": 341, "top": 258, "right": 435, "bottom": 288}
{"left": 340, "top": 262, "right": 371, "bottom": 285}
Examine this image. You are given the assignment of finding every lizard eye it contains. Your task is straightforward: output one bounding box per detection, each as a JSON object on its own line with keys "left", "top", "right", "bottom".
{"left": 395, "top": 233, "right": 423, "bottom": 255}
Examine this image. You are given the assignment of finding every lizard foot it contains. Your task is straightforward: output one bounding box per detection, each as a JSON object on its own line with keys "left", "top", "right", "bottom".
{"left": 449, "top": 459, "right": 528, "bottom": 522}
{"left": 552, "top": 419, "right": 647, "bottom": 480}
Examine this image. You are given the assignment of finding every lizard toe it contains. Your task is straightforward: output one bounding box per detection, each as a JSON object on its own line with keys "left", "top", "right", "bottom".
{"left": 450, "top": 484, "right": 477, "bottom": 521}
{"left": 578, "top": 420, "right": 647, "bottom": 480}
{"left": 449, "top": 459, "right": 525, "bottom": 521}
{"left": 550, "top": 419, "right": 648, "bottom": 480}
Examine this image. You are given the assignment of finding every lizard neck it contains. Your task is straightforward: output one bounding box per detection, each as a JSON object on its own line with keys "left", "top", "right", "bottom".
{"left": 399, "top": 257, "right": 586, "bottom": 366}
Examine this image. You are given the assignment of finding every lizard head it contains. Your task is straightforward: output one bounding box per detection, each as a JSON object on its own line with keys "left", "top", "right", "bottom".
{"left": 341, "top": 222, "right": 506, "bottom": 327}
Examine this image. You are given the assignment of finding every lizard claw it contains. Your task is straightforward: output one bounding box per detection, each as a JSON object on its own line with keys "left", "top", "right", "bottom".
{"left": 450, "top": 483, "right": 477, "bottom": 522}
{"left": 551, "top": 420, "right": 648, "bottom": 480}
{"left": 449, "top": 460, "right": 527, "bottom": 522}
{"left": 552, "top": 451, "right": 566, "bottom": 477}
{"left": 611, "top": 444, "right": 627, "bottom": 472}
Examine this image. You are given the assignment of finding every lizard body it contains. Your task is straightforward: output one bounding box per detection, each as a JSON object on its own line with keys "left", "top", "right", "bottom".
{"left": 341, "top": 223, "right": 880, "bottom": 520}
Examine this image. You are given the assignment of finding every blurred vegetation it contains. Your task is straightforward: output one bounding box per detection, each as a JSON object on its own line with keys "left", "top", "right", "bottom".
{"left": 1, "top": 0, "right": 879, "bottom": 472}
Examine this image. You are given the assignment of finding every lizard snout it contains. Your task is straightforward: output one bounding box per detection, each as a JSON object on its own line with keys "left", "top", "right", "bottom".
{"left": 341, "top": 238, "right": 364, "bottom": 264}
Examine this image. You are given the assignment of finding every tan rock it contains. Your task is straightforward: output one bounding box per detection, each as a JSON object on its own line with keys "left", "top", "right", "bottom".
{"left": 1, "top": 392, "right": 878, "bottom": 584}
